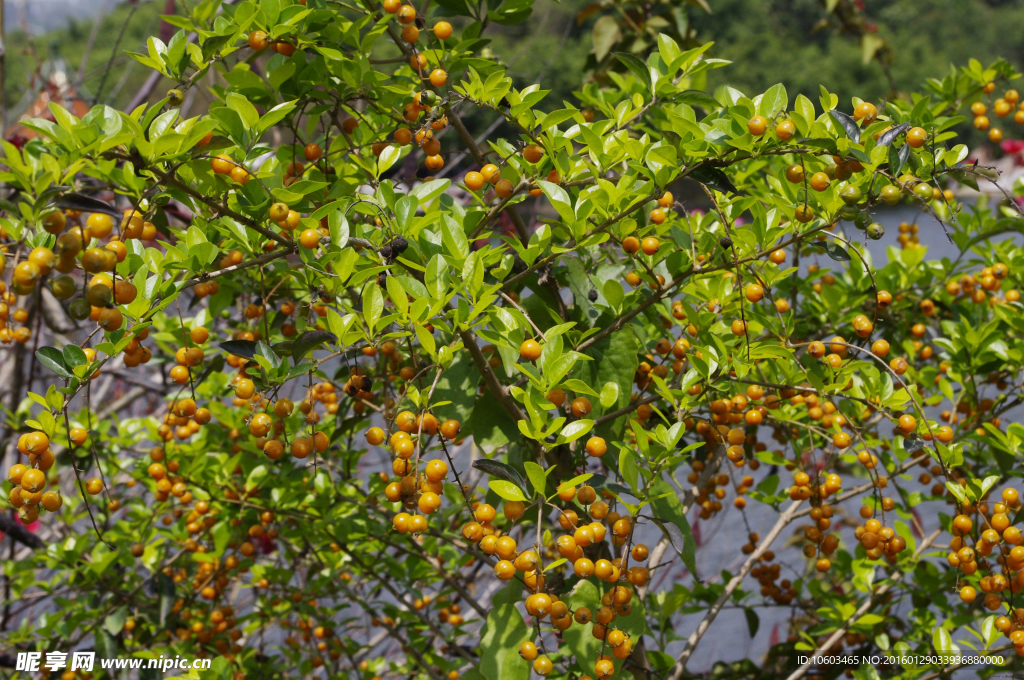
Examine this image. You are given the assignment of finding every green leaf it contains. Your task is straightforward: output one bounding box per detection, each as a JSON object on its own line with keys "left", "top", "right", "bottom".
{"left": 536, "top": 180, "right": 575, "bottom": 225}
{"left": 744, "top": 607, "right": 759, "bottom": 638}
{"left": 219, "top": 340, "right": 258, "bottom": 359}
{"left": 394, "top": 195, "right": 419, "bottom": 232}
{"left": 579, "top": 329, "right": 639, "bottom": 437}
{"left": 362, "top": 283, "right": 384, "bottom": 335}
{"left": 291, "top": 330, "right": 336, "bottom": 360}
{"left": 441, "top": 214, "right": 469, "bottom": 263}
{"left": 829, "top": 109, "right": 861, "bottom": 143}
{"left": 889, "top": 143, "right": 910, "bottom": 177}
{"left": 257, "top": 100, "right": 297, "bottom": 134}
{"left": 824, "top": 242, "right": 851, "bottom": 262}
{"left": 603, "top": 280, "right": 624, "bottom": 309}
{"left": 426, "top": 254, "right": 450, "bottom": 299}
{"left": 386, "top": 275, "right": 409, "bottom": 315}
{"left": 36, "top": 347, "right": 73, "bottom": 378}
{"left": 415, "top": 324, "right": 436, "bottom": 358}
{"left": 254, "top": 341, "right": 282, "bottom": 371}
{"left": 524, "top": 461, "right": 547, "bottom": 498}
{"left": 226, "top": 93, "right": 259, "bottom": 129}
{"left": 619, "top": 446, "right": 640, "bottom": 491}
{"left": 592, "top": 15, "right": 621, "bottom": 63}
{"left": 158, "top": 573, "right": 176, "bottom": 626}
{"left": 410, "top": 178, "right": 451, "bottom": 204}
{"left": 543, "top": 558, "right": 567, "bottom": 572}
{"left": 945, "top": 481, "right": 968, "bottom": 505}
{"left": 431, "top": 349, "right": 478, "bottom": 422}
{"left": 599, "top": 381, "right": 620, "bottom": 409}
{"left": 613, "top": 52, "right": 652, "bottom": 92}
{"left": 489, "top": 479, "right": 528, "bottom": 502}
{"left": 478, "top": 604, "right": 532, "bottom": 680}
{"left": 62, "top": 344, "right": 88, "bottom": 369}
{"left": 979, "top": 475, "right": 1000, "bottom": 497}
{"left": 561, "top": 378, "right": 598, "bottom": 398}
{"left": 473, "top": 459, "right": 528, "bottom": 490}
{"left": 657, "top": 33, "right": 682, "bottom": 70}
{"left": 376, "top": 144, "right": 400, "bottom": 176}
{"left": 559, "top": 419, "right": 593, "bottom": 444}
{"left": 932, "top": 626, "right": 958, "bottom": 655}
{"left": 104, "top": 606, "right": 128, "bottom": 636}
{"left": 649, "top": 478, "right": 699, "bottom": 580}
{"left": 470, "top": 397, "right": 519, "bottom": 454}
{"left": 758, "top": 83, "right": 788, "bottom": 118}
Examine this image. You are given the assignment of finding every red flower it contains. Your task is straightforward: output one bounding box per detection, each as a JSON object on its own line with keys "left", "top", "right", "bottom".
{"left": 1000, "top": 139, "right": 1024, "bottom": 155}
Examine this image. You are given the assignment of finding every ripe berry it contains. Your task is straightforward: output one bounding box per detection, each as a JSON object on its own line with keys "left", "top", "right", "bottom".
{"left": 853, "top": 102, "right": 877, "bottom": 123}
{"left": 433, "top": 21, "right": 452, "bottom": 39}
{"left": 480, "top": 164, "right": 500, "bottom": 183}
{"left": 429, "top": 69, "right": 448, "bottom": 87}
{"left": 794, "top": 205, "right": 815, "bottom": 223}
{"left": 20, "top": 468, "right": 46, "bottom": 492}
{"left": 640, "top": 237, "right": 660, "bottom": 255}
{"left": 586, "top": 436, "right": 607, "bottom": 457}
{"left": 304, "top": 143, "right": 322, "bottom": 161}
{"left": 520, "top": 339, "right": 542, "bottom": 361}
{"left": 248, "top": 30, "right": 269, "bottom": 50}
{"left": 906, "top": 127, "right": 927, "bottom": 148}
{"left": 39, "top": 489, "right": 61, "bottom": 510}
{"left": 299, "top": 229, "right": 321, "bottom": 249}
{"left": 440, "top": 419, "right": 460, "bottom": 439}
{"left": 775, "top": 120, "right": 795, "bottom": 141}
{"left": 494, "top": 560, "right": 515, "bottom": 580}
{"left": 523, "top": 144, "right": 544, "bottom": 163}
{"left": 809, "top": 172, "right": 830, "bottom": 192}
{"left": 572, "top": 397, "right": 592, "bottom": 417}
{"left": 397, "top": 4, "right": 416, "bottom": 22}
{"left": 747, "top": 116, "right": 768, "bottom": 136}
{"left": 595, "top": 659, "right": 615, "bottom": 679}
{"left": 504, "top": 501, "right": 525, "bottom": 521}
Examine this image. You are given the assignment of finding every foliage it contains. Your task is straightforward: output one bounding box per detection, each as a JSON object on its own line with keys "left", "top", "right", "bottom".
{"left": 2, "top": 1, "right": 1024, "bottom": 680}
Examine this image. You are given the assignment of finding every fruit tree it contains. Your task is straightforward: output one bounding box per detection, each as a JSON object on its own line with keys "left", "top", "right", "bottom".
{"left": 2, "top": 1, "right": 1024, "bottom": 680}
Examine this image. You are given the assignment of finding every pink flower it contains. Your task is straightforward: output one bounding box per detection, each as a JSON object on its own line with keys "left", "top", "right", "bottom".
{"left": 1000, "top": 139, "right": 1024, "bottom": 155}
